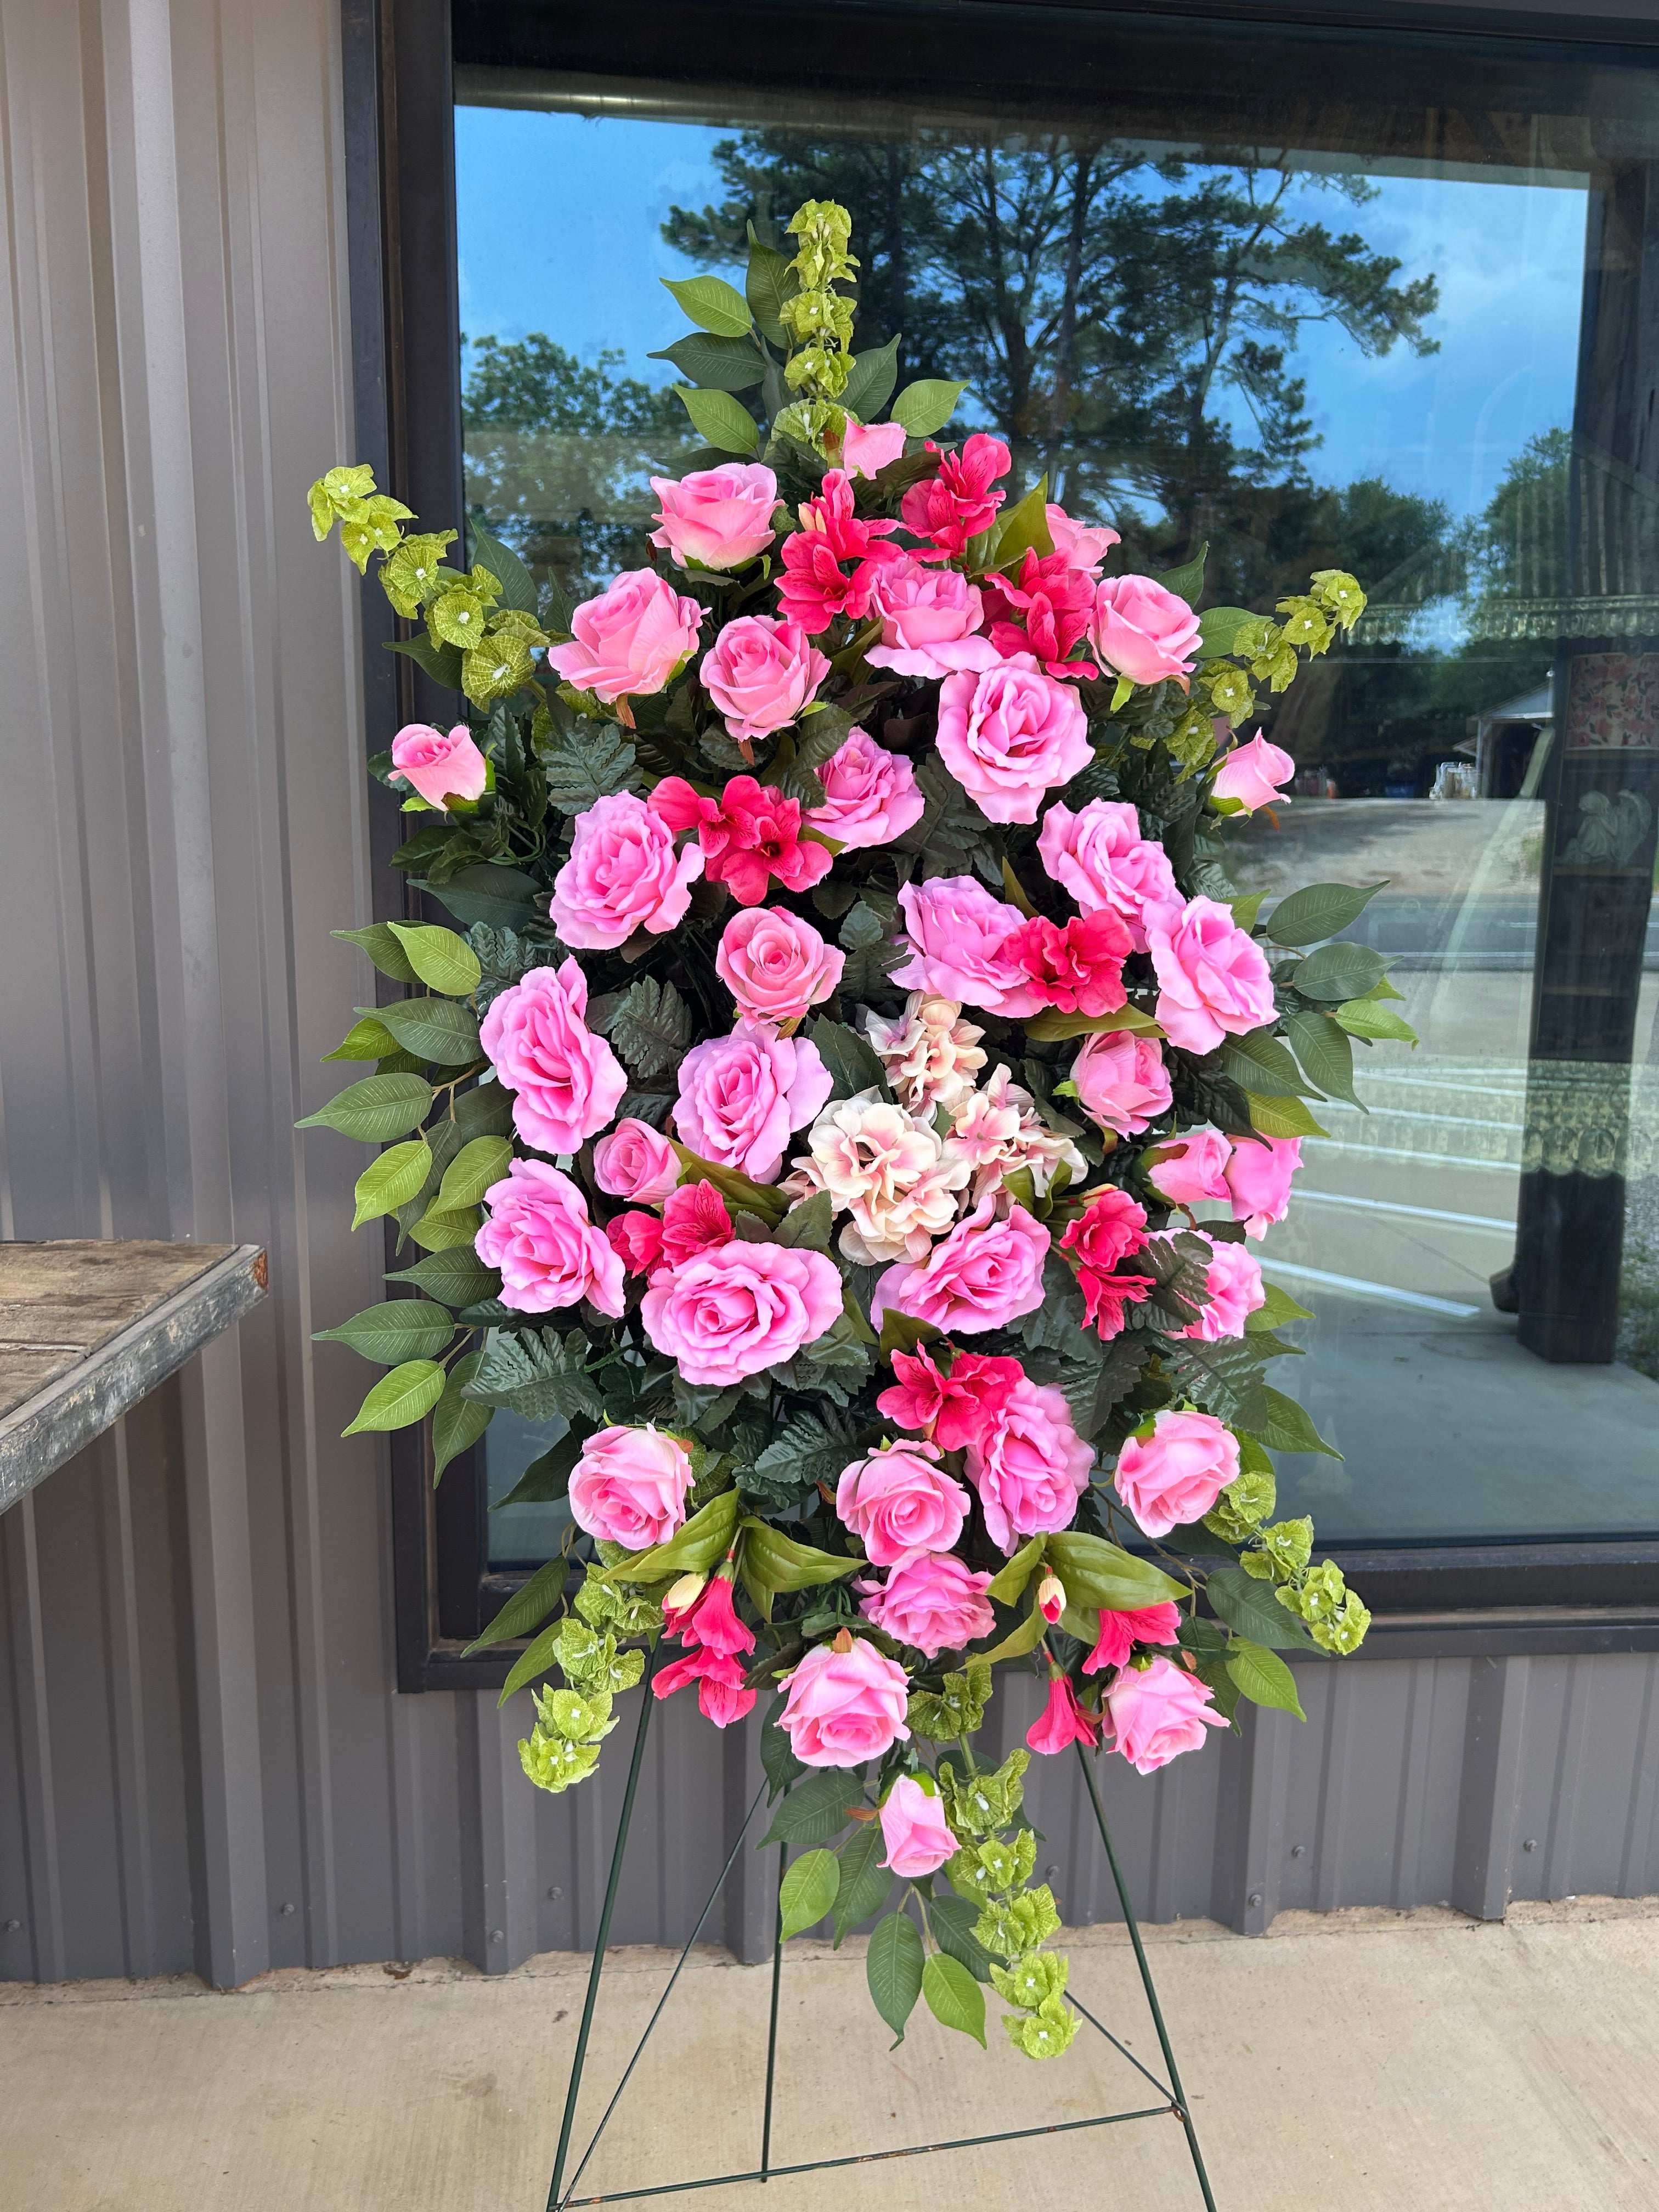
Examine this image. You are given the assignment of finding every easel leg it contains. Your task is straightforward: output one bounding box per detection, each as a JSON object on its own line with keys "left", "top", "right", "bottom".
{"left": 759, "top": 1831, "right": 786, "bottom": 2179}
{"left": 1074, "top": 1742, "right": 1219, "bottom": 2212}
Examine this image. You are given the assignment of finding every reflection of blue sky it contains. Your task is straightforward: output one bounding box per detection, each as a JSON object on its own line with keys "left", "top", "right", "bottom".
{"left": 456, "top": 107, "right": 1587, "bottom": 524}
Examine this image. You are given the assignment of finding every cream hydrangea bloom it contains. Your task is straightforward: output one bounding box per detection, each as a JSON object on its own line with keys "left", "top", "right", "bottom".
{"left": 787, "top": 1088, "right": 972, "bottom": 1263}
{"left": 860, "top": 992, "right": 987, "bottom": 1117}
{"left": 947, "top": 1066, "right": 1088, "bottom": 1204}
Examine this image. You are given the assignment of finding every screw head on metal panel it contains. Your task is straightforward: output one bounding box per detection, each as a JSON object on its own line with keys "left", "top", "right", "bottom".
{"left": 1523, "top": 1838, "right": 1538, "bottom": 1852}
{"left": 2, "top": 1918, "right": 20, "bottom": 1933}
{"left": 1248, "top": 1891, "right": 1263, "bottom": 1908}
{"left": 1043, "top": 1864, "right": 1059, "bottom": 1883}
{"left": 490, "top": 1927, "right": 505, "bottom": 1944}
{"left": 547, "top": 1886, "right": 563, "bottom": 1901}
{"left": 1290, "top": 1844, "right": 1305, "bottom": 1859}
{"left": 276, "top": 1901, "right": 297, "bottom": 1917}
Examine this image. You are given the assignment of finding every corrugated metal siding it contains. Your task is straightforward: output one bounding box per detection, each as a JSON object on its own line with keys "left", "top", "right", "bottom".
{"left": 1, "top": 0, "right": 1657, "bottom": 1993}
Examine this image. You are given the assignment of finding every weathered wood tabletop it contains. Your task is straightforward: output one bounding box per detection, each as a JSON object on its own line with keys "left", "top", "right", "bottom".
{"left": 0, "top": 1240, "right": 268, "bottom": 1511}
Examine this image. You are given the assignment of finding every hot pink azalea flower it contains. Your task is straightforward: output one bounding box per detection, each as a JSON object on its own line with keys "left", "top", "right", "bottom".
{"left": 857, "top": 1552, "right": 996, "bottom": 1660}
{"left": 593, "top": 1118, "right": 680, "bottom": 1205}
{"left": 1036, "top": 798, "right": 1179, "bottom": 952}
{"left": 1224, "top": 1135, "right": 1302, "bottom": 1238}
{"left": 1082, "top": 1602, "right": 1184, "bottom": 1675}
{"left": 699, "top": 614, "right": 830, "bottom": 744}
{"left": 983, "top": 548, "right": 1100, "bottom": 678}
{"left": 964, "top": 1376, "right": 1094, "bottom": 1553}
{"left": 934, "top": 654, "right": 1093, "bottom": 825}
{"left": 1146, "top": 895, "right": 1277, "bottom": 1055}
{"left": 1106, "top": 1657, "right": 1228, "bottom": 1774}
{"left": 657, "top": 1181, "right": 735, "bottom": 1271}
{"left": 1007, "top": 910, "right": 1131, "bottom": 1017}
{"left": 546, "top": 568, "right": 705, "bottom": 702}
{"left": 477, "top": 958, "right": 627, "bottom": 1155}
{"left": 839, "top": 418, "right": 909, "bottom": 479}
{"left": 549, "top": 790, "right": 704, "bottom": 950}
{"left": 865, "top": 558, "right": 1000, "bottom": 679}
{"left": 871, "top": 1196, "right": 1049, "bottom": 1338}
{"left": 777, "top": 1638, "right": 911, "bottom": 1767}
{"left": 876, "top": 1774, "right": 958, "bottom": 1874}
{"left": 674, "top": 1023, "right": 832, "bottom": 1184}
{"left": 1212, "top": 731, "right": 1295, "bottom": 811}
{"left": 1146, "top": 1124, "right": 1233, "bottom": 1207}
{"left": 716, "top": 906, "right": 844, "bottom": 1025}
{"left": 652, "top": 1645, "right": 756, "bottom": 1728}
{"left": 1071, "top": 1030, "right": 1172, "bottom": 1138}
{"left": 640, "top": 1239, "right": 843, "bottom": 1386}
{"left": 664, "top": 1570, "right": 755, "bottom": 1660}
{"left": 805, "top": 729, "right": 927, "bottom": 850}
{"left": 1090, "top": 574, "right": 1202, "bottom": 687}
{"left": 874, "top": 1344, "right": 1023, "bottom": 1451}
{"left": 476, "top": 1159, "right": 626, "bottom": 1318}
{"left": 835, "top": 1440, "right": 970, "bottom": 1567}
{"left": 890, "top": 876, "right": 1043, "bottom": 1019}
{"left": 650, "top": 774, "right": 834, "bottom": 906}
{"left": 606, "top": 1210, "right": 665, "bottom": 1277}
{"left": 648, "top": 462, "right": 778, "bottom": 572}
{"left": 567, "top": 1424, "right": 693, "bottom": 1548}
{"left": 1026, "top": 1672, "right": 1101, "bottom": 1754}
{"left": 1045, "top": 504, "right": 1120, "bottom": 577}
{"left": 776, "top": 469, "right": 904, "bottom": 632}
{"left": 1114, "top": 1408, "right": 1239, "bottom": 1538}
{"left": 390, "top": 721, "right": 488, "bottom": 808}
{"left": 1059, "top": 1188, "right": 1153, "bottom": 1339}
{"left": 901, "top": 432, "right": 1009, "bottom": 560}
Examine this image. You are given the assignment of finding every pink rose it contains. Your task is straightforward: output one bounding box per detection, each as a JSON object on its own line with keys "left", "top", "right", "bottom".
{"left": 840, "top": 419, "right": 909, "bottom": 479}
{"left": 778, "top": 1638, "right": 911, "bottom": 1768}
{"left": 699, "top": 614, "right": 831, "bottom": 744}
{"left": 478, "top": 958, "right": 627, "bottom": 1154}
{"left": 1081, "top": 1602, "right": 1184, "bottom": 1675}
{"left": 1146, "top": 1124, "right": 1232, "bottom": 1207}
{"left": 1045, "top": 505, "right": 1120, "bottom": 577}
{"left": 648, "top": 462, "right": 778, "bottom": 571}
{"left": 390, "top": 721, "right": 488, "bottom": 809}
{"left": 890, "top": 877, "right": 1042, "bottom": 1019}
{"left": 716, "top": 907, "right": 845, "bottom": 1025}
{"left": 965, "top": 1377, "right": 1093, "bottom": 1553}
{"left": 877, "top": 1774, "right": 957, "bottom": 1875}
{"left": 1107, "top": 1656, "right": 1228, "bottom": 1774}
{"left": 806, "top": 729, "right": 926, "bottom": 850}
{"left": 1114, "top": 1408, "right": 1239, "bottom": 1538}
{"left": 1071, "top": 1031, "right": 1172, "bottom": 1137}
{"left": 934, "top": 655, "right": 1093, "bottom": 825}
{"left": 866, "top": 559, "right": 1001, "bottom": 680}
{"left": 1090, "top": 575, "right": 1202, "bottom": 687}
{"left": 872, "top": 1196, "right": 1049, "bottom": 1337}
{"left": 474, "top": 1159, "right": 625, "bottom": 1317}
{"left": 549, "top": 791, "right": 704, "bottom": 951}
{"left": 1027, "top": 1672, "right": 1101, "bottom": 1754}
{"left": 857, "top": 1552, "right": 996, "bottom": 1659}
{"left": 1180, "top": 1233, "right": 1265, "bottom": 1341}
{"left": 567, "top": 1423, "right": 693, "bottom": 1549}
{"left": 640, "top": 1238, "right": 843, "bottom": 1385}
{"left": 1036, "top": 799, "right": 1178, "bottom": 951}
{"left": 1225, "top": 1135, "right": 1301, "bottom": 1239}
{"left": 674, "top": 1022, "right": 833, "bottom": 1183}
{"left": 1146, "top": 895, "right": 1277, "bottom": 1054}
{"left": 835, "top": 1440, "right": 970, "bottom": 1566}
{"left": 1212, "top": 731, "right": 1295, "bottom": 811}
{"left": 546, "top": 568, "right": 704, "bottom": 703}
{"left": 592, "top": 1117, "right": 680, "bottom": 1206}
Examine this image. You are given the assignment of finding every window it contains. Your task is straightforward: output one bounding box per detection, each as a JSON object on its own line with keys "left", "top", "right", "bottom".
{"left": 364, "top": 2, "right": 1659, "bottom": 1675}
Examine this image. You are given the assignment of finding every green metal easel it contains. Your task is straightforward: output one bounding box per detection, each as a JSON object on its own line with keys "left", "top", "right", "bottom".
{"left": 543, "top": 1668, "right": 1219, "bottom": 2210}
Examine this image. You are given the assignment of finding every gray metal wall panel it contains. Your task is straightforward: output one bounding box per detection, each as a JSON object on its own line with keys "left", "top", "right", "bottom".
{"left": 0, "top": 0, "right": 1656, "bottom": 1995}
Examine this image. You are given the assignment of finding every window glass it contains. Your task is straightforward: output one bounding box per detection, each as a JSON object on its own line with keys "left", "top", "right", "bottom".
{"left": 456, "top": 13, "right": 1659, "bottom": 1555}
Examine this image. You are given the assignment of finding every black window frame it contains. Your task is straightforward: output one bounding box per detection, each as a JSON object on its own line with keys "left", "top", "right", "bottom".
{"left": 343, "top": 0, "right": 1659, "bottom": 1691}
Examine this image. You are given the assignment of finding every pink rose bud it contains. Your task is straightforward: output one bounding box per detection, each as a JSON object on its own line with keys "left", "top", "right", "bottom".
{"left": 840, "top": 418, "right": 909, "bottom": 479}
{"left": 478, "top": 956, "right": 627, "bottom": 1155}
{"left": 566, "top": 1423, "right": 694, "bottom": 1550}
{"left": 715, "top": 906, "right": 845, "bottom": 1026}
{"left": 390, "top": 721, "right": 488, "bottom": 809}
{"left": 1212, "top": 731, "right": 1295, "bottom": 811}
{"left": 1178, "top": 1233, "right": 1265, "bottom": 1341}
{"left": 475, "top": 1159, "right": 625, "bottom": 1318}
{"left": 1036, "top": 799, "right": 1178, "bottom": 952}
{"left": 1223, "top": 1135, "right": 1302, "bottom": 1239}
{"left": 1145, "top": 895, "right": 1277, "bottom": 1056}
{"left": 806, "top": 729, "right": 927, "bottom": 850}
{"left": 699, "top": 614, "right": 831, "bottom": 744}
{"left": 662, "top": 1571, "right": 709, "bottom": 1623}
{"left": 1026, "top": 1671, "right": 1100, "bottom": 1755}
{"left": 1113, "top": 1409, "right": 1239, "bottom": 1539}
{"left": 856, "top": 1553, "right": 996, "bottom": 1658}
{"left": 549, "top": 791, "right": 704, "bottom": 951}
{"left": 1037, "top": 1572, "right": 1066, "bottom": 1626}
{"left": 1090, "top": 574, "right": 1203, "bottom": 687}
{"left": 1071, "top": 1031, "right": 1172, "bottom": 1137}
{"left": 934, "top": 654, "right": 1093, "bottom": 825}
{"left": 648, "top": 462, "right": 779, "bottom": 572}
{"left": 835, "top": 1440, "right": 970, "bottom": 1567}
{"left": 877, "top": 1774, "right": 957, "bottom": 1877}
{"left": 1106, "top": 1656, "right": 1228, "bottom": 1774}
{"left": 593, "top": 1117, "right": 681, "bottom": 1206}
{"left": 546, "top": 568, "right": 705, "bottom": 703}
{"left": 1146, "top": 1124, "right": 1233, "bottom": 1207}
{"left": 641, "top": 1239, "right": 844, "bottom": 1386}
{"left": 1045, "top": 504, "right": 1120, "bottom": 577}
{"left": 778, "top": 1637, "right": 912, "bottom": 1768}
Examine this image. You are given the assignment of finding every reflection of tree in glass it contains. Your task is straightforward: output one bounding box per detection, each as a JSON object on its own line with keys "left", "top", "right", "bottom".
{"left": 461, "top": 334, "right": 689, "bottom": 594}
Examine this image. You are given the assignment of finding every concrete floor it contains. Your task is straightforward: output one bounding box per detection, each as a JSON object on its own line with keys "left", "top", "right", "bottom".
{"left": 2, "top": 1899, "right": 1655, "bottom": 2212}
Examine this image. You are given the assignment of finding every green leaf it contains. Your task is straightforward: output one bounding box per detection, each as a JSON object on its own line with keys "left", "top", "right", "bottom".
{"left": 837, "top": 902, "right": 899, "bottom": 1000}
{"left": 889, "top": 380, "right": 967, "bottom": 437}
{"left": 761, "top": 1692, "right": 807, "bottom": 1801}
{"left": 986, "top": 478, "right": 1052, "bottom": 573}
{"left": 465, "top": 518, "right": 538, "bottom": 616}
{"left": 1022, "top": 1004, "right": 1163, "bottom": 1045}
{"left": 407, "top": 1203, "right": 482, "bottom": 1252}
{"left": 1333, "top": 997, "right": 1419, "bottom": 1044}
{"left": 352, "top": 1138, "right": 432, "bottom": 1228}
{"left": 778, "top": 1849, "right": 841, "bottom": 1939}
{"left": 1258, "top": 1385, "right": 1342, "bottom": 1460}
{"left": 436, "top": 1135, "right": 513, "bottom": 1211}
{"left": 774, "top": 1189, "right": 833, "bottom": 1252}
{"left": 610, "top": 976, "right": 692, "bottom": 1080}
{"left": 984, "top": 1535, "right": 1045, "bottom": 1605}
{"left": 922, "top": 1951, "right": 987, "bottom": 2046}
{"left": 760, "top": 1770, "right": 864, "bottom": 1848}
{"left": 601, "top": 1487, "right": 742, "bottom": 1584}
{"left": 297, "top": 1073, "right": 433, "bottom": 1142}
{"left": 877, "top": 1310, "right": 940, "bottom": 1362}
{"left": 744, "top": 235, "right": 801, "bottom": 346}
{"left": 1291, "top": 941, "right": 1390, "bottom": 1003}
{"left": 373, "top": 997, "right": 482, "bottom": 1065}
{"left": 741, "top": 1517, "right": 863, "bottom": 1595}
{"left": 648, "top": 331, "right": 764, "bottom": 391}
{"left": 674, "top": 384, "right": 759, "bottom": 455}
{"left": 866, "top": 1911, "right": 925, "bottom": 2045}
{"left": 1284, "top": 1009, "right": 1361, "bottom": 1108}
{"left": 384, "top": 631, "right": 465, "bottom": 690}
{"left": 806, "top": 1014, "right": 886, "bottom": 1099}
{"left": 422, "top": 864, "right": 541, "bottom": 932}
{"left": 1196, "top": 605, "right": 1257, "bottom": 659}
{"left": 454, "top": 1080, "right": 516, "bottom": 1139}
{"left": 1264, "top": 881, "right": 1387, "bottom": 948}
{"left": 386, "top": 1246, "right": 500, "bottom": 1309}
{"left": 313, "top": 1299, "right": 456, "bottom": 1364}
{"left": 323, "top": 1015, "right": 399, "bottom": 1062}
{"left": 341, "top": 1358, "right": 446, "bottom": 1436}
{"left": 1045, "top": 1531, "right": 1186, "bottom": 1610}
{"left": 1227, "top": 1638, "right": 1307, "bottom": 1720}
{"left": 494, "top": 1429, "right": 585, "bottom": 1508}
{"left": 1249, "top": 1279, "right": 1315, "bottom": 1333}
{"left": 1216, "top": 1029, "right": 1310, "bottom": 1101}
{"left": 433, "top": 1351, "right": 492, "bottom": 1479}
{"left": 387, "top": 921, "right": 483, "bottom": 997}
{"left": 925, "top": 1894, "right": 997, "bottom": 1983}
{"left": 832, "top": 1820, "right": 893, "bottom": 1943}
{"left": 1206, "top": 1564, "right": 1316, "bottom": 1651}
{"left": 498, "top": 1620, "right": 567, "bottom": 1703}
{"left": 1244, "top": 1092, "right": 1331, "bottom": 1141}
{"left": 463, "top": 1555, "right": 568, "bottom": 1655}
{"left": 1229, "top": 890, "right": 1267, "bottom": 933}
{"left": 671, "top": 1142, "right": 788, "bottom": 1225}
{"left": 1154, "top": 541, "right": 1208, "bottom": 606}
{"left": 747, "top": 1410, "right": 859, "bottom": 1505}
{"left": 662, "top": 273, "right": 753, "bottom": 337}
{"left": 541, "top": 718, "right": 641, "bottom": 816}
{"left": 464, "top": 1328, "right": 604, "bottom": 1422}
{"left": 840, "top": 335, "right": 901, "bottom": 423}
{"left": 974, "top": 1601, "right": 1048, "bottom": 1665}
